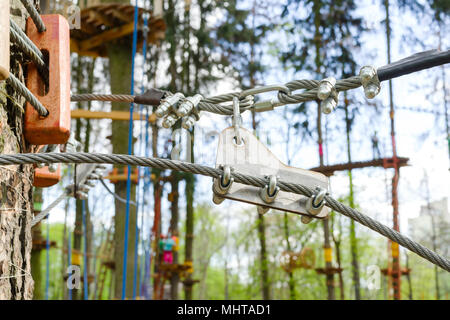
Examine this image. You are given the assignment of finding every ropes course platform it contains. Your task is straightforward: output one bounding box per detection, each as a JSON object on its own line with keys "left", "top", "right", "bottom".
{"left": 310, "top": 157, "right": 409, "bottom": 177}
{"left": 315, "top": 267, "right": 343, "bottom": 275}
{"left": 70, "top": 3, "right": 166, "bottom": 58}
{"left": 32, "top": 238, "right": 56, "bottom": 251}
{"left": 381, "top": 267, "right": 411, "bottom": 276}
{"left": 71, "top": 110, "right": 156, "bottom": 122}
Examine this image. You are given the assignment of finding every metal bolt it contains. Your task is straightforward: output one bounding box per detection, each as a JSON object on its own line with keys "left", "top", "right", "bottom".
{"left": 301, "top": 216, "right": 313, "bottom": 224}
{"left": 212, "top": 194, "right": 225, "bottom": 205}
{"left": 181, "top": 115, "right": 195, "bottom": 130}
{"left": 317, "top": 77, "right": 336, "bottom": 100}
{"left": 321, "top": 92, "right": 339, "bottom": 114}
{"left": 257, "top": 205, "right": 270, "bottom": 215}
{"left": 87, "top": 173, "right": 100, "bottom": 180}
{"left": 48, "top": 163, "right": 57, "bottom": 173}
{"left": 176, "top": 94, "right": 203, "bottom": 117}
{"left": 364, "top": 83, "right": 380, "bottom": 99}
{"left": 162, "top": 113, "right": 179, "bottom": 128}
{"left": 155, "top": 93, "right": 184, "bottom": 118}
{"left": 359, "top": 66, "right": 376, "bottom": 84}
{"left": 76, "top": 191, "right": 88, "bottom": 200}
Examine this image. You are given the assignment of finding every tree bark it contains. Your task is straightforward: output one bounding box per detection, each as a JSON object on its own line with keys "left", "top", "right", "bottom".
{"left": 0, "top": 0, "right": 35, "bottom": 300}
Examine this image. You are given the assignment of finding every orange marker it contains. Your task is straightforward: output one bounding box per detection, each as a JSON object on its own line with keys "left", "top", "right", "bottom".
{"left": 25, "top": 15, "right": 71, "bottom": 145}
{"left": 34, "top": 164, "right": 61, "bottom": 187}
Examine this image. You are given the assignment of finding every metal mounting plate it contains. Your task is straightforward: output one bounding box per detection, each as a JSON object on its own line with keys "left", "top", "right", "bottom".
{"left": 214, "top": 127, "right": 329, "bottom": 218}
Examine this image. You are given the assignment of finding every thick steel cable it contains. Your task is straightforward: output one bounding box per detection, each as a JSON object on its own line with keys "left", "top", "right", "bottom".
{"left": 31, "top": 192, "right": 68, "bottom": 227}
{"left": 6, "top": 73, "right": 49, "bottom": 116}
{"left": 71, "top": 94, "right": 135, "bottom": 103}
{"left": 10, "top": 19, "right": 43, "bottom": 60}
{"left": 10, "top": 28, "right": 49, "bottom": 85}
{"left": 19, "top": 0, "right": 46, "bottom": 32}
{"left": 0, "top": 152, "right": 449, "bottom": 272}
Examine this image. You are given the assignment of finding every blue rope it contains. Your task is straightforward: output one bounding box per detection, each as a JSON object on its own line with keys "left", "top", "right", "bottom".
{"left": 68, "top": 231, "right": 72, "bottom": 300}
{"left": 122, "top": 1, "right": 139, "bottom": 300}
{"left": 82, "top": 199, "right": 88, "bottom": 300}
{"left": 133, "top": 15, "right": 150, "bottom": 300}
{"left": 45, "top": 217, "right": 50, "bottom": 300}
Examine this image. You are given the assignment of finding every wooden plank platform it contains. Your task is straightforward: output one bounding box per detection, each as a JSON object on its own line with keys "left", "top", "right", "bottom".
{"left": 309, "top": 157, "right": 409, "bottom": 177}
{"left": 70, "top": 3, "right": 166, "bottom": 57}
{"left": 71, "top": 109, "right": 156, "bottom": 122}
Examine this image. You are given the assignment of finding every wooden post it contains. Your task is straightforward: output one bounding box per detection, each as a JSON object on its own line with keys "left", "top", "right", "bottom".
{"left": 0, "top": 1, "right": 10, "bottom": 80}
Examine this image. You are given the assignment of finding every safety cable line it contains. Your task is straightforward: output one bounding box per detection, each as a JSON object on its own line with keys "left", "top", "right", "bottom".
{"left": 19, "top": 0, "right": 46, "bottom": 32}
{"left": 31, "top": 192, "right": 69, "bottom": 227}
{"left": 68, "top": 50, "right": 450, "bottom": 116}
{"left": 6, "top": 73, "right": 49, "bottom": 116}
{"left": 10, "top": 19, "right": 43, "bottom": 59}
{"left": 0, "top": 152, "right": 449, "bottom": 272}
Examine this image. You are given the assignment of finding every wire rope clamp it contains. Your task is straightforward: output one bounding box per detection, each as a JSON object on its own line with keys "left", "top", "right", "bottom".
{"left": 177, "top": 94, "right": 203, "bottom": 118}
{"left": 162, "top": 112, "right": 179, "bottom": 129}
{"left": 306, "top": 186, "right": 328, "bottom": 216}
{"left": 155, "top": 92, "right": 185, "bottom": 118}
{"left": 182, "top": 107, "right": 201, "bottom": 130}
{"left": 24, "top": 15, "right": 71, "bottom": 145}
{"left": 0, "top": 1, "right": 10, "bottom": 80}
{"left": 317, "top": 77, "right": 339, "bottom": 114}
{"left": 257, "top": 175, "right": 280, "bottom": 215}
{"left": 212, "top": 165, "right": 234, "bottom": 205}
{"left": 359, "top": 66, "right": 380, "bottom": 99}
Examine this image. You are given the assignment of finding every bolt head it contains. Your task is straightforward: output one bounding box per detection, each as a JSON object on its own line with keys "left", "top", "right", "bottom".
{"left": 257, "top": 205, "right": 270, "bottom": 215}
{"left": 301, "top": 215, "right": 313, "bottom": 224}
{"left": 364, "top": 83, "right": 380, "bottom": 99}
{"left": 212, "top": 194, "right": 225, "bottom": 205}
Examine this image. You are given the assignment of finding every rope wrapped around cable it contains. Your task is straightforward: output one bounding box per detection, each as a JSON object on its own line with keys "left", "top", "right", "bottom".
{"left": 0, "top": 152, "right": 449, "bottom": 272}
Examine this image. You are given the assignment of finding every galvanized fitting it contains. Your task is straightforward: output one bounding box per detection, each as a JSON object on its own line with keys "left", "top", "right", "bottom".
{"left": 84, "top": 180, "right": 96, "bottom": 188}
{"left": 212, "top": 166, "right": 234, "bottom": 205}
{"left": 321, "top": 90, "right": 339, "bottom": 114}
{"left": 155, "top": 92, "right": 185, "bottom": 118}
{"left": 162, "top": 113, "right": 179, "bottom": 128}
{"left": 232, "top": 97, "right": 243, "bottom": 145}
{"left": 317, "top": 77, "right": 337, "bottom": 100}
{"left": 259, "top": 175, "right": 280, "bottom": 204}
{"left": 301, "top": 215, "right": 313, "bottom": 224}
{"left": 87, "top": 173, "right": 101, "bottom": 180}
{"left": 177, "top": 94, "right": 203, "bottom": 117}
{"left": 48, "top": 163, "right": 58, "bottom": 173}
{"left": 306, "top": 186, "right": 327, "bottom": 216}
{"left": 253, "top": 98, "right": 276, "bottom": 113}
{"left": 181, "top": 108, "right": 201, "bottom": 130}
{"left": 359, "top": 66, "right": 380, "bottom": 99}
{"left": 76, "top": 191, "right": 88, "bottom": 200}
{"left": 257, "top": 205, "right": 270, "bottom": 215}
{"left": 213, "top": 165, "right": 234, "bottom": 195}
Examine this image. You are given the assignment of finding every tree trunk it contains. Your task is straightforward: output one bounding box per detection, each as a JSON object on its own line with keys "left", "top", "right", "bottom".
{"left": 283, "top": 213, "right": 296, "bottom": 300}
{"left": 169, "top": 172, "right": 180, "bottom": 300}
{"left": 383, "top": 0, "right": 401, "bottom": 300}
{"left": 344, "top": 95, "right": 361, "bottom": 300}
{"left": 184, "top": 131, "right": 195, "bottom": 300}
{"left": 31, "top": 188, "right": 43, "bottom": 299}
{"left": 0, "top": 0, "right": 35, "bottom": 300}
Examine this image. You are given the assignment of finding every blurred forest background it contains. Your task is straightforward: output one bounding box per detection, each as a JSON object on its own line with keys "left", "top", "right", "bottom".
{"left": 32, "top": 0, "right": 449, "bottom": 300}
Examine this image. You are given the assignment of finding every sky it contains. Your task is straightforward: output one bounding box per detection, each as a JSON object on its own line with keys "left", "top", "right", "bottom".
{"left": 42, "top": 0, "right": 450, "bottom": 271}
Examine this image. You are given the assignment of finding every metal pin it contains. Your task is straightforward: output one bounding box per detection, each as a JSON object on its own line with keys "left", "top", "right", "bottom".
{"left": 162, "top": 113, "right": 179, "bottom": 128}
{"left": 177, "top": 94, "right": 203, "bottom": 117}
{"left": 155, "top": 92, "right": 184, "bottom": 118}
{"left": 317, "top": 77, "right": 336, "bottom": 100}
